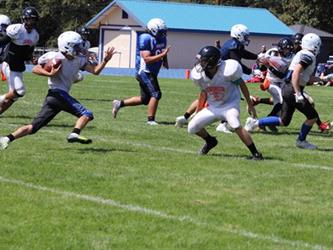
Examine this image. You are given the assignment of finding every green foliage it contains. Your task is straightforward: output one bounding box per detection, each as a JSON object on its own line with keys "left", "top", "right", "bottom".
{"left": 1, "top": 0, "right": 333, "bottom": 48}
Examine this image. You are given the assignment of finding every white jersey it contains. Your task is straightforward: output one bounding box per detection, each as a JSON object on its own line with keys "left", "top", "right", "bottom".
{"left": 5, "top": 23, "right": 39, "bottom": 72}
{"left": 38, "top": 51, "right": 87, "bottom": 93}
{"left": 6, "top": 23, "right": 39, "bottom": 46}
{"left": 191, "top": 59, "right": 243, "bottom": 109}
{"left": 288, "top": 49, "right": 316, "bottom": 87}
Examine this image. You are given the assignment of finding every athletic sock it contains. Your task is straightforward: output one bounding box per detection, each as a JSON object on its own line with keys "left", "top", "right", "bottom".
{"left": 258, "top": 116, "right": 281, "bottom": 127}
{"left": 120, "top": 100, "right": 125, "bottom": 108}
{"left": 259, "top": 98, "right": 272, "bottom": 105}
{"left": 247, "top": 143, "right": 259, "bottom": 155}
{"left": 298, "top": 123, "right": 312, "bottom": 141}
{"left": 6, "top": 134, "right": 15, "bottom": 142}
{"left": 148, "top": 116, "right": 155, "bottom": 122}
{"left": 72, "top": 128, "right": 81, "bottom": 135}
{"left": 184, "top": 112, "right": 191, "bottom": 120}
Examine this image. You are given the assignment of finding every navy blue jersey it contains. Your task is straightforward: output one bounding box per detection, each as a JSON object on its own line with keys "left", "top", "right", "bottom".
{"left": 220, "top": 38, "right": 257, "bottom": 75}
{"left": 135, "top": 33, "right": 167, "bottom": 76}
{"left": 220, "top": 38, "right": 243, "bottom": 60}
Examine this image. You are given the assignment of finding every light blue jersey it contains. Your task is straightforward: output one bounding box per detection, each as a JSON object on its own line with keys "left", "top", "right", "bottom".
{"left": 135, "top": 33, "right": 166, "bottom": 76}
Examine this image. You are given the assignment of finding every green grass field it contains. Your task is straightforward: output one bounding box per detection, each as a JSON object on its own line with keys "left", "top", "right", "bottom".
{"left": 0, "top": 73, "right": 332, "bottom": 250}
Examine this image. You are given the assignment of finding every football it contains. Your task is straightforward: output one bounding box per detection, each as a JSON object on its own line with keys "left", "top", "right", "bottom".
{"left": 43, "top": 58, "right": 62, "bottom": 72}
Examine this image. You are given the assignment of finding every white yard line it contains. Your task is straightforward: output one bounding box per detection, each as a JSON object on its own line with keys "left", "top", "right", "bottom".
{"left": 0, "top": 176, "right": 326, "bottom": 250}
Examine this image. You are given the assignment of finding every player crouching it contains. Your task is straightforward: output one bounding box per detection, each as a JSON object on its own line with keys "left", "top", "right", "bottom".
{"left": 187, "top": 46, "right": 263, "bottom": 160}
{"left": 0, "top": 31, "right": 116, "bottom": 150}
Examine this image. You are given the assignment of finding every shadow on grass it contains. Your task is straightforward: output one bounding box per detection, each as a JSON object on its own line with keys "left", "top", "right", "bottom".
{"left": 207, "top": 152, "right": 283, "bottom": 161}
{"left": 76, "top": 147, "right": 136, "bottom": 153}
{"left": 80, "top": 98, "right": 112, "bottom": 103}
{"left": 252, "top": 129, "right": 333, "bottom": 138}
{"left": 1, "top": 114, "right": 33, "bottom": 119}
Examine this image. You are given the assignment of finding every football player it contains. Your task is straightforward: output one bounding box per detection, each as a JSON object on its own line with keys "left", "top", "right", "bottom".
{"left": 187, "top": 46, "right": 263, "bottom": 160}
{"left": 0, "top": 31, "right": 116, "bottom": 150}
{"left": 0, "top": 14, "right": 11, "bottom": 81}
{"left": 176, "top": 24, "right": 259, "bottom": 133}
{"left": 252, "top": 37, "right": 295, "bottom": 132}
{"left": 0, "top": 7, "right": 39, "bottom": 115}
{"left": 245, "top": 33, "right": 322, "bottom": 149}
{"left": 112, "top": 18, "right": 170, "bottom": 125}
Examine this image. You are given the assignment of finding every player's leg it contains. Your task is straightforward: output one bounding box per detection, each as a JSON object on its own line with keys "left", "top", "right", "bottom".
{"left": 188, "top": 108, "right": 218, "bottom": 155}
{"left": 51, "top": 90, "right": 94, "bottom": 144}
{"left": 0, "top": 71, "right": 26, "bottom": 114}
{"left": 0, "top": 94, "right": 60, "bottom": 149}
{"left": 295, "top": 97, "right": 319, "bottom": 149}
{"left": 224, "top": 108, "right": 263, "bottom": 160}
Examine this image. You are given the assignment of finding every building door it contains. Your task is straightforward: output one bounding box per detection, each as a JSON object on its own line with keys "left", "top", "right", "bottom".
{"left": 103, "top": 29, "right": 131, "bottom": 68}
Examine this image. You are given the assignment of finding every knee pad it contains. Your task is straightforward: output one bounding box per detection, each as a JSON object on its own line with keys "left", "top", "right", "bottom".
{"left": 83, "top": 110, "right": 94, "bottom": 121}
{"left": 187, "top": 122, "right": 200, "bottom": 134}
{"left": 151, "top": 91, "right": 162, "bottom": 100}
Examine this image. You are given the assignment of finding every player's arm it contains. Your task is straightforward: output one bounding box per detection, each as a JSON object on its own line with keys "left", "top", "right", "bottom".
{"left": 85, "top": 47, "right": 116, "bottom": 75}
{"left": 141, "top": 45, "right": 171, "bottom": 64}
{"left": 291, "top": 63, "right": 303, "bottom": 98}
{"left": 32, "top": 64, "right": 61, "bottom": 77}
{"left": 239, "top": 79, "right": 257, "bottom": 118}
{"left": 240, "top": 49, "right": 258, "bottom": 60}
{"left": 162, "top": 54, "right": 169, "bottom": 69}
{"left": 195, "top": 90, "right": 207, "bottom": 113}
{"left": 0, "top": 35, "right": 11, "bottom": 46}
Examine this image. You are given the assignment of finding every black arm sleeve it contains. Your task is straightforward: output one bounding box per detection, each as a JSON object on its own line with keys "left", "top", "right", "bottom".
{"left": 0, "top": 35, "right": 11, "bottom": 46}
{"left": 268, "top": 66, "right": 287, "bottom": 79}
{"left": 240, "top": 49, "right": 258, "bottom": 60}
{"left": 229, "top": 50, "right": 252, "bottom": 74}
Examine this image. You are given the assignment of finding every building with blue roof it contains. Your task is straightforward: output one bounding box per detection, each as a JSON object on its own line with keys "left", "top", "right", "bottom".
{"left": 86, "top": 0, "right": 294, "bottom": 70}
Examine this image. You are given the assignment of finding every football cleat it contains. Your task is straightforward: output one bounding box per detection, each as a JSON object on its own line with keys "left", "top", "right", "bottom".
{"left": 147, "top": 121, "right": 159, "bottom": 126}
{"left": 244, "top": 117, "right": 258, "bottom": 132}
{"left": 296, "top": 139, "right": 317, "bottom": 150}
{"left": 0, "top": 136, "right": 10, "bottom": 150}
{"left": 249, "top": 152, "right": 264, "bottom": 160}
{"left": 216, "top": 122, "right": 232, "bottom": 134}
{"left": 67, "top": 133, "right": 92, "bottom": 144}
{"left": 175, "top": 116, "right": 187, "bottom": 128}
{"left": 112, "top": 100, "right": 121, "bottom": 118}
{"left": 198, "top": 137, "right": 218, "bottom": 155}
{"left": 267, "top": 125, "right": 278, "bottom": 133}
{"left": 319, "top": 121, "right": 331, "bottom": 133}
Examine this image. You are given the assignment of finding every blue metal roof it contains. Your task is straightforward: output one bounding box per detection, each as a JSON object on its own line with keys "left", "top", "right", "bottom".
{"left": 87, "top": 0, "right": 293, "bottom": 36}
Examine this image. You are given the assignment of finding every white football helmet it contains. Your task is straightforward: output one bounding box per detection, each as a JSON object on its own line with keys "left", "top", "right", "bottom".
{"left": 301, "top": 33, "right": 321, "bottom": 56}
{"left": 58, "top": 31, "right": 84, "bottom": 57}
{"left": 230, "top": 24, "right": 250, "bottom": 46}
{"left": 146, "top": 18, "right": 167, "bottom": 38}
{"left": 0, "top": 14, "right": 11, "bottom": 35}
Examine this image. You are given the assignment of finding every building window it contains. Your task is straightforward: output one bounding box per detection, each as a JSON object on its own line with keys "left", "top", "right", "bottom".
{"left": 122, "top": 10, "right": 128, "bottom": 19}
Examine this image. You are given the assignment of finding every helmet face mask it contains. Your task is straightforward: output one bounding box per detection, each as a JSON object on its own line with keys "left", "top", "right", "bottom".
{"left": 58, "top": 31, "right": 84, "bottom": 57}
{"left": 231, "top": 24, "right": 250, "bottom": 46}
{"left": 277, "top": 37, "right": 294, "bottom": 57}
{"left": 147, "top": 18, "right": 167, "bottom": 39}
{"left": 195, "top": 46, "right": 221, "bottom": 73}
{"left": 22, "top": 7, "right": 39, "bottom": 30}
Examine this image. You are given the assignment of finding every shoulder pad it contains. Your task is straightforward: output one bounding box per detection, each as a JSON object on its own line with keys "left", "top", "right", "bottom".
{"left": 190, "top": 67, "right": 203, "bottom": 81}
{"left": 299, "top": 53, "right": 313, "bottom": 67}
{"left": 6, "top": 24, "right": 22, "bottom": 39}
{"left": 223, "top": 59, "right": 242, "bottom": 80}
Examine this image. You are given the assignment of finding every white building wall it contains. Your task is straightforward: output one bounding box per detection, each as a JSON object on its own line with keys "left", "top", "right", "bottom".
{"left": 96, "top": 6, "right": 286, "bottom": 69}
